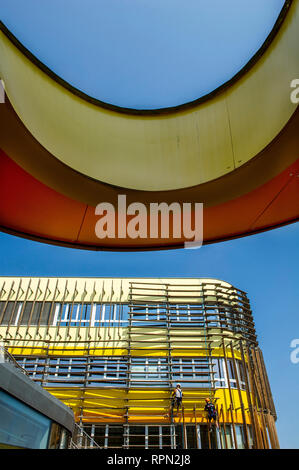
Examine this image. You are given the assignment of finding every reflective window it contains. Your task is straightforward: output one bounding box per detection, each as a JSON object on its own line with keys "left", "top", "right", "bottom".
{"left": 235, "top": 425, "right": 246, "bottom": 449}
{"left": 48, "top": 422, "right": 62, "bottom": 449}
{"left": 87, "top": 424, "right": 175, "bottom": 449}
{"left": 14, "top": 354, "right": 248, "bottom": 390}
{"left": 0, "top": 300, "right": 255, "bottom": 341}
{"left": 220, "top": 424, "right": 234, "bottom": 449}
{"left": 0, "top": 390, "right": 51, "bottom": 449}
{"left": 131, "top": 358, "right": 168, "bottom": 386}
{"left": 172, "top": 357, "right": 213, "bottom": 388}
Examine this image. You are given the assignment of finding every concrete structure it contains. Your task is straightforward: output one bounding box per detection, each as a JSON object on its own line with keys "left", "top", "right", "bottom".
{"left": 0, "top": 276, "right": 279, "bottom": 449}
{"left": 0, "top": 344, "right": 74, "bottom": 449}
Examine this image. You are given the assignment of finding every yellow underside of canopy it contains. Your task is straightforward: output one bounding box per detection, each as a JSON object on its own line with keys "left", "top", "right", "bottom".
{"left": 0, "top": 1, "right": 298, "bottom": 191}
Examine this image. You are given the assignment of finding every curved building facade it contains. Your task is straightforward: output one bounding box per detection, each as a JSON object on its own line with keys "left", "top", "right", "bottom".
{"left": 0, "top": 277, "right": 279, "bottom": 449}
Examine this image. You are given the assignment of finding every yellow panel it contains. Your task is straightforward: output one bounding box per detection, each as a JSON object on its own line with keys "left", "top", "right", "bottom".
{"left": 0, "top": 29, "right": 232, "bottom": 190}
{"left": 0, "top": 1, "right": 298, "bottom": 191}
{"left": 227, "top": 2, "right": 299, "bottom": 167}
{"left": 42, "top": 386, "right": 253, "bottom": 425}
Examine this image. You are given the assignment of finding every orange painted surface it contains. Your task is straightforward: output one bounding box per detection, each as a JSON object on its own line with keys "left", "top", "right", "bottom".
{"left": 0, "top": 150, "right": 298, "bottom": 249}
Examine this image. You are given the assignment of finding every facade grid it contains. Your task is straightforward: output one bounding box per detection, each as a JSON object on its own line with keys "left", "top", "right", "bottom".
{"left": 0, "top": 277, "right": 279, "bottom": 449}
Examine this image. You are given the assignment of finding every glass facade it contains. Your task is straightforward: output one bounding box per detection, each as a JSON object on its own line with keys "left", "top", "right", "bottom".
{"left": 0, "top": 300, "right": 255, "bottom": 341}
{"left": 80, "top": 423, "right": 249, "bottom": 449}
{"left": 15, "top": 355, "right": 248, "bottom": 390}
{"left": 0, "top": 390, "right": 71, "bottom": 449}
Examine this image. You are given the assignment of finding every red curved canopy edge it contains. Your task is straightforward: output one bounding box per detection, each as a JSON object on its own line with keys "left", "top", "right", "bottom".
{"left": 0, "top": 150, "right": 298, "bottom": 250}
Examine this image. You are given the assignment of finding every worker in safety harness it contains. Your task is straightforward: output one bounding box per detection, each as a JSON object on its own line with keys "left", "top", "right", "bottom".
{"left": 204, "top": 397, "right": 219, "bottom": 432}
{"left": 171, "top": 383, "right": 183, "bottom": 413}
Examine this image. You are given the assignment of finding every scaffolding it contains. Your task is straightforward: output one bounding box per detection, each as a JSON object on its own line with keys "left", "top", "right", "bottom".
{"left": 0, "top": 276, "right": 279, "bottom": 449}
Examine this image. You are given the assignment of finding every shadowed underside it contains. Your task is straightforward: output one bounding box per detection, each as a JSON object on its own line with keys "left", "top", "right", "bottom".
{"left": 0, "top": 0, "right": 298, "bottom": 250}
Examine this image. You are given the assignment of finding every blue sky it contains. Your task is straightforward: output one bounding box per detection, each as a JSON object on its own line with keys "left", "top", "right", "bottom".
{"left": 1, "top": 0, "right": 284, "bottom": 108}
{"left": 0, "top": 223, "right": 298, "bottom": 448}
{"left": 1, "top": 0, "right": 298, "bottom": 448}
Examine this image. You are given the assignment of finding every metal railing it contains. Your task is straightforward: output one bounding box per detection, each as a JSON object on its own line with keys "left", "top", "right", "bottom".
{"left": 70, "top": 423, "right": 101, "bottom": 449}
{"left": 0, "top": 342, "right": 29, "bottom": 376}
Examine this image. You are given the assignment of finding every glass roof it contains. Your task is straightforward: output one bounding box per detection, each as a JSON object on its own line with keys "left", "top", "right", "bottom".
{"left": 1, "top": 0, "right": 285, "bottom": 109}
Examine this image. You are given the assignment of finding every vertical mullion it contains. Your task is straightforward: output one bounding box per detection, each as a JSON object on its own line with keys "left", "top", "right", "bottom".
{"left": 42, "top": 356, "right": 49, "bottom": 387}
{"left": 145, "top": 425, "right": 148, "bottom": 449}
{"left": 55, "top": 357, "right": 60, "bottom": 377}
{"left": 107, "top": 282, "right": 114, "bottom": 340}
{"left": 159, "top": 425, "right": 162, "bottom": 449}
{"left": 101, "top": 304, "right": 106, "bottom": 327}
{"left": 104, "top": 424, "right": 108, "bottom": 449}
{"left": 171, "top": 424, "right": 176, "bottom": 449}
{"left": 90, "top": 424, "right": 95, "bottom": 449}
{"left": 97, "top": 284, "right": 105, "bottom": 340}
{"left": 33, "top": 358, "right": 38, "bottom": 378}
{"left": 56, "top": 280, "right": 69, "bottom": 338}
{"left": 14, "top": 303, "right": 22, "bottom": 326}
{"left": 220, "top": 405, "right": 228, "bottom": 449}
{"left": 230, "top": 342, "right": 249, "bottom": 449}
{"left": 26, "top": 279, "right": 41, "bottom": 332}
{"left": 194, "top": 405, "right": 199, "bottom": 449}
{"left": 239, "top": 340, "right": 257, "bottom": 449}
{"left": 6, "top": 279, "right": 23, "bottom": 335}
{"left": 0, "top": 281, "right": 7, "bottom": 326}
{"left": 246, "top": 346, "right": 263, "bottom": 449}
{"left": 46, "top": 280, "right": 60, "bottom": 334}
{"left": 87, "top": 281, "right": 97, "bottom": 339}
{"left": 222, "top": 339, "right": 237, "bottom": 449}
{"left": 77, "top": 282, "right": 87, "bottom": 338}
{"left": 68, "top": 358, "right": 72, "bottom": 378}
{"left": 40, "top": 279, "right": 54, "bottom": 336}
{"left": 66, "top": 281, "right": 78, "bottom": 338}
{"left": 117, "top": 280, "right": 123, "bottom": 339}
{"left": 52, "top": 303, "right": 61, "bottom": 327}
{"left": 91, "top": 304, "right": 97, "bottom": 328}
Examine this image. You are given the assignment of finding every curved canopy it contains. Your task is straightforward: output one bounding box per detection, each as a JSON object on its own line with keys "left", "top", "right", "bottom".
{"left": 0, "top": 0, "right": 298, "bottom": 250}
{"left": 0, "top": 0, "right": 297, "bottom": 191}
{"left": 0, "top": 150, "right": 298, "bottom": 250}
{"left": 0, "top": 0, "right": 286, "bottom": 109}
{"left": 1, "top": 96, "right": 298, "bottom": 209}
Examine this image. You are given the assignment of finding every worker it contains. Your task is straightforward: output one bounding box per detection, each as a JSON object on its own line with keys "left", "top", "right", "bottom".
{"left": 204, "top": 397, "right": 219, "bottom": 432}
{"left": 171, "top": 383, "right": 183, "bottom": 413}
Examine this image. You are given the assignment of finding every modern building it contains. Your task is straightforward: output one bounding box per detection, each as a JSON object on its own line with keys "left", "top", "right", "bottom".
{"left": 0, "top": 343, "right": 74, "bottom": 449}
{"left": 0, "top": 276, "right": 279, "bottom": 449}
